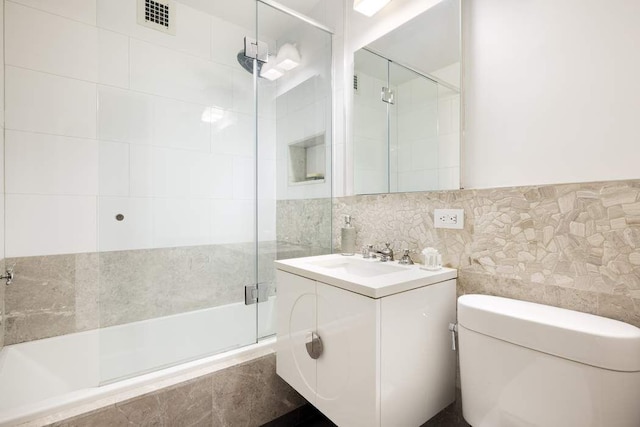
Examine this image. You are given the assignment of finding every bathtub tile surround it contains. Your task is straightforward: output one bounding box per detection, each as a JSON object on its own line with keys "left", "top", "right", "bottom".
{"left": 4, "top": 242, "right": 321, "bottom": 345}
{"left": 329, "top": 180, "right": 640, "bottom": 327}
{"left": 276, "top": 199, "right": 333, "bottom": 250}
{"left": 47, "top": 354, "right": 305, "bottom": 427}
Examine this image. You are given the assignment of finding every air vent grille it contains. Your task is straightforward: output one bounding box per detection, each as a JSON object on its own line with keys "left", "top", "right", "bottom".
{"left": 353, "top": 74, "right": 359, "bottom": 94}
{"left": 145, "top": 0, "right": 169, "bottom": 28}
{"left": 137, "top": 0, "right": 175, "bottom": 35}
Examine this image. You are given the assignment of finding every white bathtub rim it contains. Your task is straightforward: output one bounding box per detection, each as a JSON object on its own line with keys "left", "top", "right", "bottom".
{"left": 4, "top": 337, "right": 275, "bottom": 427}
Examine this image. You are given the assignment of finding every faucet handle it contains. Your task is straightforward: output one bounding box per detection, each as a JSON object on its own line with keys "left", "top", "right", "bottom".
{"left": 398, "top": 248, "right": 415, "bottom": 265}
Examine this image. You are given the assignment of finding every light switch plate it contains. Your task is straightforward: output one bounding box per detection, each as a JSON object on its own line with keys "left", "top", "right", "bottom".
{"left": 434, "top": 209, "right": 464, "bottom": 229}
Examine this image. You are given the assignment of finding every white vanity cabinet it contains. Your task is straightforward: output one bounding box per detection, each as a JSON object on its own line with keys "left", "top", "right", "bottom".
{"left": 275, "top": 254, "right": 457, "bottom": 427}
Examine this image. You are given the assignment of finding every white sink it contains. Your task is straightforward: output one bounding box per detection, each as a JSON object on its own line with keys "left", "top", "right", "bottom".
{"left": 308, "top": 257, "right": 405, "bottom": 277}
{"left": 275, "top": 254, "right": 457, "bottom": 299}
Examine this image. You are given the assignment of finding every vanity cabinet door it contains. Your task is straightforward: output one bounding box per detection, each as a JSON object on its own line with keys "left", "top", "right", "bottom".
{"left": 316, "top": 282, "right": 380, "bottom": 427}
{"left": 276, "top": 270, "right": 317, "bottom": 404}
{"left": 380, "top": 279, "right": 457, "bottom": 426}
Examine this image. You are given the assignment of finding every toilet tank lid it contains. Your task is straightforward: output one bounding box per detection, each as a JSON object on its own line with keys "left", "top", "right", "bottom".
{"left": 458, "top": 294, "right": 640, "bottom": 372}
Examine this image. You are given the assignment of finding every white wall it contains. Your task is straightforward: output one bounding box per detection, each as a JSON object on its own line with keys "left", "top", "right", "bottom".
{"left": 463, "top": 0, "right": 640, "bottom": 189}
{"left": 4, "top": 0, "right": 276, "bottom": 257}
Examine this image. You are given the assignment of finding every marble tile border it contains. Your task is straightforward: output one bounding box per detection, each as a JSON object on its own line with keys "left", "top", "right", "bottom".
{"left": 4, "top": 242, "right": 325, "bottom": 345}
{"left": 19, "top": 340, "right": 304, "bottom": 427}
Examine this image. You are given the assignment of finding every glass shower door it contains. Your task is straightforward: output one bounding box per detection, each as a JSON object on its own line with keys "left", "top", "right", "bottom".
{"left": 97, "top": 0, "right": 259, "bottom": 384}
{"left": 256, "top": 2, "right": 333, "bottom": 339}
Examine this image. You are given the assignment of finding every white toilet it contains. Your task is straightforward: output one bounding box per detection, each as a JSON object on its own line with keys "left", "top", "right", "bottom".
{"left": 457, "top": 294, "right": 640, "bottom": 427}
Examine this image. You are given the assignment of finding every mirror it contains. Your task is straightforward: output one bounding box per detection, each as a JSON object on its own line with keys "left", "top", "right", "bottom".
{"left": 352, "top": 0, "right": 461, "bottom": 195}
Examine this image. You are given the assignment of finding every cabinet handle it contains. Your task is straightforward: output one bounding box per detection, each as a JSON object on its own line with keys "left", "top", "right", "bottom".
{"left": 305, "top": 332, "right": 323, "bottom": 359}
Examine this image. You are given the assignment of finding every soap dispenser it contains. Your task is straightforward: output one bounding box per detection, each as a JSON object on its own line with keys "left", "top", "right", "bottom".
{"left": 341, "top": 215, "right": 356, "bottom": 256}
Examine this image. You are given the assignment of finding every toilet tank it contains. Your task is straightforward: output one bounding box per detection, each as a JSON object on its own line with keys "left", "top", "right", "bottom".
{"left": 458, "top": 295, "right": 640, "bottom": 427}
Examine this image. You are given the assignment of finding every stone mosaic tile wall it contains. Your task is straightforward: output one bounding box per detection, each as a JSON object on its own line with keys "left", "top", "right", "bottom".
{"left": 332, "top": 180, "right": 640, "bottom": 327}
{"left": 4, "top": 242, "right": 321, "bottom": 345}
{"left": 48, "top": 354, "right": 305, "bottom": 427}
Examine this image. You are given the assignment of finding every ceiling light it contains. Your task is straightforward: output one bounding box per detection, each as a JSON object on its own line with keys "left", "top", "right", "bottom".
{"left": 260, "top": 59, "right": 284, "bottom": 81}
{"left": 353, "top": 0, "right": 391, "bottom": 17}
{"left": 276, "top": 43, "right": 301, "bottom": 71}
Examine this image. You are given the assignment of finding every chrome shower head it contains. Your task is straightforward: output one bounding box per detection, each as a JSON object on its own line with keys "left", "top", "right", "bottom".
{"left": 236, "top": 51, "right": 264, "bottom": 77}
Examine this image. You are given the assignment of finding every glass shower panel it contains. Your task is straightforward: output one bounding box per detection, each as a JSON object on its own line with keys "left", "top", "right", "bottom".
{"left": 390, "top": 63, "right": 439, "bottom": 193}
{"left": 353, "top": 49, "right": 390, "bottom": 195}
{"left": 97, "top": 0, "right": 258, "bottom": 384}
{"left": 256, "top": 2, "right": 333, "bottom": 339}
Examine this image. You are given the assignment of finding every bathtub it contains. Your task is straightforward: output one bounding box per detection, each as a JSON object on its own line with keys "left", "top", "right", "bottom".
{"left": 0, "top": 299, "right": 276, "bottom": 426}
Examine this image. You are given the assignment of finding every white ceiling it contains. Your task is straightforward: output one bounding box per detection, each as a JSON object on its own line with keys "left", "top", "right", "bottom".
{"left": 178, "top": 0, "right": 324, "bottom": 40}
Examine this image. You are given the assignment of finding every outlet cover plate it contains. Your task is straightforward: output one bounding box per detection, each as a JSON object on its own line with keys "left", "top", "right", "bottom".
{"left": 434, "top": 209, "right": 464, "bottom": 229}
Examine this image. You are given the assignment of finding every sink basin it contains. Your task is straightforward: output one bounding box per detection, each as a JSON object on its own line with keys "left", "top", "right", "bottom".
{"left": 308, "top": 257, "right": 405, "bottom": 278}
{"left": 275, "top": 254, "right": 457, "bottom": 299}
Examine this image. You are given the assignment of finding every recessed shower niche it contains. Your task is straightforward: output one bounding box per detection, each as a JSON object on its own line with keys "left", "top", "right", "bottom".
{"left": 288, "top": 133, "right": 326, "bottom": 185}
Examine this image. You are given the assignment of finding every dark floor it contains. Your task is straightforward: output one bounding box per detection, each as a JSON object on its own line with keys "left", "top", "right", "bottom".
{"left": 262, "top": 399, "right": 470, "bottom": 427}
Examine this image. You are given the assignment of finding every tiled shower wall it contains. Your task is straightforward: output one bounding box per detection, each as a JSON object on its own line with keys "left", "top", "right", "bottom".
{"left": 2, "top": 0, "right": 334, "bottom": 346}
{"left": 4, "top": 0, "right": 275, "bottom": 258}
{"left": 275, "top": 180, "right": 640, "bottom": 327}
{"left": 1, "top": 0, "right": 271, "bottom": 344}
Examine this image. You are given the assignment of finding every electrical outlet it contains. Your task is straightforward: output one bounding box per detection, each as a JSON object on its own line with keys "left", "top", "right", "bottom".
{"left": 434, "top": 209, "right": 464, "bottom": 229}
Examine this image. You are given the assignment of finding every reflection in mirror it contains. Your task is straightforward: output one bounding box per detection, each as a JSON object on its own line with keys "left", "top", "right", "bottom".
{"left": 352, "top": 0, "right": 460, "bottom": 195}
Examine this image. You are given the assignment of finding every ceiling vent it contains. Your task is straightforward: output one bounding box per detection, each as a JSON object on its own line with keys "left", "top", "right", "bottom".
{"left": 138, "top": 0, "right": 175, "bottom": 35}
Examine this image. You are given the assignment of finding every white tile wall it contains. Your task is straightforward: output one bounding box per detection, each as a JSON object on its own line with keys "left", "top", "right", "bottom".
{"left": 4, "top": 0, "right": 280, "bottom": 256}
{"left": 210, "top": 15, "right": 246, "bottom": 68}
{"left": 97, "top": 29, "right": 129, "bottom": 88}
{"left": 6, "top": 194, "right": 97, "bottom": 257}
{"left": 6, "top": 130, "right": 98, "bottom": 195}
{"left": 153, "top": 198, "right": 212, "bottom": 247}
{"left": 6, "top": 2, "right": 98, "bottom": 81}
{"left": 6, "top": 66, "right": 97, "bottom": 138}
{"left": 212, "top": 112, "right": 254, "bottom": 157}
{"left": 129, "top": 39, "right": 233, "bottom": 107}
{"left": 98, "top": 196, "right": 153, "bottom": 251}
{"left": 98, "top": 86, "right": 153, "bottom": 144}
{"left": 152, "top": 97, "right": 210, "bottom": 151}
{"left": 129, "top": 144, "right": 153, "bottom": 197}
{"left": 10, "top": 0, "right": 97, "bottom": 25}
{"left": 233, "top": 157, "right": 256, "bottom": 200}
{"left": 97, "top": 0, "right": 211, "bottom": 59}
{"left": 99, "top": 141, "right": 129, "bottom": 196}
{"left": 211, "top": 200, "right": 255, "bottom": 244}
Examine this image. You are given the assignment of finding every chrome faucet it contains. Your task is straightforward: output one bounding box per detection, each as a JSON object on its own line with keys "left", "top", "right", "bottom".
{"left": 398, "top": 249, "right": 414, "bottom": 265}
{"left": 376, "top": 242, "right": 394, "bottom": 262}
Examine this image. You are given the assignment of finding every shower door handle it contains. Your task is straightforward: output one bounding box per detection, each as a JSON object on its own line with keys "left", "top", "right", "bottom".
{"left": 305, "top": 332, "right": 323, "bottom": 359}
